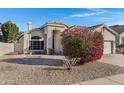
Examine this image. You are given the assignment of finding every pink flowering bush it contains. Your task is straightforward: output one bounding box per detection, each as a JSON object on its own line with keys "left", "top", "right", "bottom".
{"left": 84, "top": 32, "right": 104, "bottom": 62}
{"left": 61, "top": 26, "right": 104, "bottom": 67}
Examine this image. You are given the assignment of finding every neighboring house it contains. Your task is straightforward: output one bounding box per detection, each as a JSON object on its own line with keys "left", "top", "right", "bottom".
{"left": 15, "top": 22, "right": 118, "bottom": 54}
{"left": 90, "top": 24, "right": 118, "bottom": 54}
{"left": 110, "top": 25, "right": 124, "bottom": 45}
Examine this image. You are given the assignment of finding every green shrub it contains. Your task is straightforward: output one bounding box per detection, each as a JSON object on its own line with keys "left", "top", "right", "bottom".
{"left": 118, "top": 44, "right": 124, "bottom": 48}
{"left": 48, "top": 48, "right": 54, "bottom": 55}
{"left": 117, "top": 44, "right": 124, "bottom": 54}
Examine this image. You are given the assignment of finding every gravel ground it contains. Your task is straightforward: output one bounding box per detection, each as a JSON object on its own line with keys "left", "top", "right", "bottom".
{"left": 0, "top": 56, "right": 124, "bottom": 85}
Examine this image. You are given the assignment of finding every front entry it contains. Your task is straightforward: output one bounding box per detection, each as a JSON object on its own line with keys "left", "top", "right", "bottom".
{"left": 53, "top": 30, "right": 63, "bottom": 54}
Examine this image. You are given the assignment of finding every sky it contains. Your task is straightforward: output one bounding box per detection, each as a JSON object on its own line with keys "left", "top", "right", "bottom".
{"left": 0, "top": 8, "right": 124, "bottom": 32}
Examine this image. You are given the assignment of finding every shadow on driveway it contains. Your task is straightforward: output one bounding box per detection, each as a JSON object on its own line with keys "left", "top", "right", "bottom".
{"left": 0, "top": 57, "right": 64, "bottom": 66}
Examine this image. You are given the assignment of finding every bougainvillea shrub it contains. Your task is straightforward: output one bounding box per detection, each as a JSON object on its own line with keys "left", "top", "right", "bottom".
{"left": 61, "top": 26, "right": 104, "bottom": 67}
{"left": 84, "top": 32, "right": 104, "bottom": 62}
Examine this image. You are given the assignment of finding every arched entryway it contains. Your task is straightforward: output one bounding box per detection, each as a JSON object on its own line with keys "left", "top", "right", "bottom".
{"left": 53, "top": 30, "right": 63, "bottom": 54}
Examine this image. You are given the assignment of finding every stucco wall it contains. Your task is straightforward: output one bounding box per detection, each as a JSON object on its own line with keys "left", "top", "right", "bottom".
{"left": 15, "top": 31, "right": 45, "bottom": 54}
{"left": 102, "top": 28, "right": 116, "bottom": 41}
{"left": 23, "top": 32, "right": 30, "bottom": 53}
{"left": 45, "top": 26, "right": 67, "bottom": 54}
{"left": 14, "top": 36, "right": 24, "bottom": 53}
{"left": 102, "top": 28, "right": 116, "bottom": 53}
{"left": 95, "top": 27, "right": 116, "bottom": 54}
{"left": 30, "top": 30, "right": 44, "bottom": 37}
{"left": 94, "top": 27, "right": 115, "bottom": 41}
{"left": 0, "top": 42, "right": 14, "bottom": 55}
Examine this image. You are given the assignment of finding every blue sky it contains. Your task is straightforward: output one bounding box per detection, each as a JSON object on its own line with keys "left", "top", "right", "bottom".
{"left": 0, "top": 8, "right": 124, "bottom": 31}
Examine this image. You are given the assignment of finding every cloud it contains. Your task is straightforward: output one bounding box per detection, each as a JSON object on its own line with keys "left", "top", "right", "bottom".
{"left": 70, "top": 8, "right": 107, "bottom": 18}
{"left": 66, "top": 8, "right": 124, "bottom": 26}
{"left": 101, "top": 17, "right": 113, "bottom": 20}
{"left": 70, "top": 11, "right": 104, "bottom": 17}
{"left": 85, "top": 8, "right": 124, "bottom": 15}
{"left": 70, "top": 8, "right": 124, "bottom": 18}
{"left": 110, "top": 12, "right": 124, "bottom": 15}
{"left": 87, "top": 8, "right": 108, "bottom": 12}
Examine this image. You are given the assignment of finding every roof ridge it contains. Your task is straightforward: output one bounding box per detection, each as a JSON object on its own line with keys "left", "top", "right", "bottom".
{"left": 90, "top": 23, "right": 104, "bottom": 28}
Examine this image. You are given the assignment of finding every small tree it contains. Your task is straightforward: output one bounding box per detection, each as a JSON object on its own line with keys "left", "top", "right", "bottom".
{"left": 61, "top": 26, "right": 104, "bottom": 70}
{"left": 1, "top": 21, "right": 19, "bottom": 43}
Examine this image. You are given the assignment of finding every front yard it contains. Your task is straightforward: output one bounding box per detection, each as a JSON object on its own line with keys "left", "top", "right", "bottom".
{"left": 0, "top": 55, "right": 124, "bottom": 85}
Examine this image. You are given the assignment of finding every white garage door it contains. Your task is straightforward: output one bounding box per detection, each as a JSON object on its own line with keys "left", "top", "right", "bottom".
{"left": 104, "top": 41, "right": 112, "bottom": 54}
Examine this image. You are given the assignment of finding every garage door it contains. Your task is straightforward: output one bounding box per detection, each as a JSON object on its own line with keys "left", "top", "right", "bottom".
{"left": 104, "top": 41, "right": 112, "bottom": 54}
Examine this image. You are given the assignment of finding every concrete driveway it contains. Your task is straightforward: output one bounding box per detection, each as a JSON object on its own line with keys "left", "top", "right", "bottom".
{"left": 80, "top": 54, "right": 124, "bottom": 85}
{"left": 99, "top": 54, "right": 124, "bottom": 67}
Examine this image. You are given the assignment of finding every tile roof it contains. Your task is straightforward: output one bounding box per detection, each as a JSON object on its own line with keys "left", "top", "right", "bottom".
{"left": 89, "top": 23, "right": 118, "bottom": 36}
{"left": 28, "top": 28, "right": 42, "bottom": 33}
{"left": 41, "top": 22, "right": 69, "bottom": 28}
{"left": 89, "top": 24, "right": 104, "bottom": 29}
{"left": 110, "top": 25, "right": 124, "bottom": 34}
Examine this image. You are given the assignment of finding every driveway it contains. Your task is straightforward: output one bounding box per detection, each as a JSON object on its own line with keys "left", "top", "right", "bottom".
{"left": 80, "top": 54, "right": 124, "bottom": 85}
{"left": 99, "top": 54, "right": 124, "bottom": 67}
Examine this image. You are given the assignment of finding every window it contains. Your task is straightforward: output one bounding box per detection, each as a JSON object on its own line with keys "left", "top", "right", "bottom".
{"left": 0, "top": 35, "right": 2, "bottom": 42}
{"left": 31, "top": 36, "right": 41, "bottom": 39}
{"left": 121, "top": 36, "right": 124, "bottom": 44}
{"left": 29, "top": 36, "right": 44, "bottom": 50}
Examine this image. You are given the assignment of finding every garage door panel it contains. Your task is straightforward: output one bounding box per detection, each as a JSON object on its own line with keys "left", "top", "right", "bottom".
{"left": 104, "top": 42, "right": 111, "bottom": 54}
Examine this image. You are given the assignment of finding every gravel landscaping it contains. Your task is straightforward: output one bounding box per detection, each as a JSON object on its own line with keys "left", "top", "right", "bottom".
{"left": 0, "top": 56, "right": 124, "bottom": 85}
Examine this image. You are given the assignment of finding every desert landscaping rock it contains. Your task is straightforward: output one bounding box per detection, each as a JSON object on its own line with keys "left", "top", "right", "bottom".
{"left": 0, "top": 55, "right": 124, "bottom": 85}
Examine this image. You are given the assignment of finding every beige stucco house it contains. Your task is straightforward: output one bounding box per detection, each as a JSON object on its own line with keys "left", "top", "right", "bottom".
{"left": 14, "top": 22, "right": 118, "bottom": 55}
{"left": 15, "top": 22, "right": 68, "bottom": 54}
{"left": 91, "top": 24, "right": 118, "bottom": 54}
{"left": 110, "top": 25, "right": 124, "bottom": 45}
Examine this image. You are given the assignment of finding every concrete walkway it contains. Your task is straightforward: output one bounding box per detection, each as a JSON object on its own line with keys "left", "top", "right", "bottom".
{"left": 100, "top": 54, "right": 124, "bottom": 67}
{"left": 79, "top": 74, "right": 124, "bottom": 85}
{"left": 78, "top": 54, "right": 124, "bottom": 85}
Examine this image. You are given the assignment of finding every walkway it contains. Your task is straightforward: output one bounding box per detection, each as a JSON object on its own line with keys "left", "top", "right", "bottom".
{"left": 78, "top": 54, "right": 124, "bottom": 85}
{"left": 79, "top": 74, "right": 124, "bottom": 85}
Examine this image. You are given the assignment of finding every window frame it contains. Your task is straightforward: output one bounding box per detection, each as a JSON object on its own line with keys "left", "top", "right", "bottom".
{"left": 29, "top": 36, "right": 44, "bottom": 50}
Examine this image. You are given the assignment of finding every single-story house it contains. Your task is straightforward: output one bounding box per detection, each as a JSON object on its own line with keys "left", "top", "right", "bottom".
{"left": 15, "top": 22, "right": 118, "bottom": 54}
{"left": 110, "top": 25, "right": 124, "bottom": 45}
